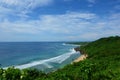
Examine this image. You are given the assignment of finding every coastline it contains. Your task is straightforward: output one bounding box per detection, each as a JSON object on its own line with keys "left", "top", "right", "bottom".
{"left": 73, "top": 47, "right": 88, "bottom": 63}
{"left": 73, "top": 54, "right": 88, "bottom": 63}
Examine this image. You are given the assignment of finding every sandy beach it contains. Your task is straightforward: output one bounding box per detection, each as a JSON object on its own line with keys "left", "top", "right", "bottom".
{"left": 73, "top": 54, "right": 88, "bottom": 63}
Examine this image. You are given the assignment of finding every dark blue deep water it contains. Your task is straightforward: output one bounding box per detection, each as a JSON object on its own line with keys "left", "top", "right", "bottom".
{"left": 0, "top": 42, "right": 80, "bottom": 72}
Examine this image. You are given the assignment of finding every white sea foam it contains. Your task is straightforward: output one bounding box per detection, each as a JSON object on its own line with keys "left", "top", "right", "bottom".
{"left": 62, "top": 43, "right": 80, "bottom": 47}
{"left": 43, "top": 63, "right": 53, "bottom": 68}
{"left": 62, "top": 43, "right": 66, "bottom": 45}
{"left": 4, "top": 48, "right": 79, "bottom": 69}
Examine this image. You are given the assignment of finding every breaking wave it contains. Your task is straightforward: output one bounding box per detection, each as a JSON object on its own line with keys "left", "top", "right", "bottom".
{"left": 4, "top": 48, "right": 79, "bottom": 69}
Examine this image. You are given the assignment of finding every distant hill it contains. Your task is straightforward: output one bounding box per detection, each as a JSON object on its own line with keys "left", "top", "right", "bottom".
{"left": 81, "top": 36, "right": 120, "bottom": 58}
{"left": 0, "top": 36, "right": 120, "bottom": 80}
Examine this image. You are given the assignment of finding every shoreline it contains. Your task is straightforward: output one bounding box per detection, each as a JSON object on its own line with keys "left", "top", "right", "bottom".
{"left": 73, "top": 54, "right": 88, "bottom": 63}
{"left": 73, "top": 47, "right": 88, "bottom": 63}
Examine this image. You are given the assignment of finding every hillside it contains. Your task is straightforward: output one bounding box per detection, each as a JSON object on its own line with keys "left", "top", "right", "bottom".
{"left": 0, "top": 36, "right": 120, "bottom": 80}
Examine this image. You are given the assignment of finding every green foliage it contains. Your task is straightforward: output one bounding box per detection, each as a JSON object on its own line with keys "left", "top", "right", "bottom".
{"left": 21, "top": 68, "right": 46, "bottom": 80}
{"left": 0, "top": 68, "right": 46, "bottom": 80}
{"left": 81, "top": 36, "right": 120, "bottom": 59}
{"left": 0, "top": 36, "right": 120, "bottom": 80}
{"left": 0, "top": 67, "right": 21, "bottom": 80}
{"left": 43, "top": 36, "right": 120, "bottom": 80}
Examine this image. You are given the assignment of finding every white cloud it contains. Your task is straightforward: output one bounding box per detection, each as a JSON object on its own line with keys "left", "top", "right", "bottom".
{"left": 0, "top": 0, "right": 53, "bottom": 9}
{"left": 87, "top": 0, "right": 97, "bottom": 8}
{"left": 65, "top": 12, "right": 97, "bottom": 19}
{"left": 0, "top": 0, "right": 54, "bottom": 19}
{"left": 0, "top": 12, "right": 97, "bottom": 34}
{"left": 0, "top": 11, "right": 120, "bottom": 41}
{"left": 109, "top": 13, "right": 120, "bottom": 20}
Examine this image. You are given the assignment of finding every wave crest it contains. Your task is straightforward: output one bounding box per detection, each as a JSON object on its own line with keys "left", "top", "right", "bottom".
{"left": 4, "top": 48, "right": 79, "bottom": 69}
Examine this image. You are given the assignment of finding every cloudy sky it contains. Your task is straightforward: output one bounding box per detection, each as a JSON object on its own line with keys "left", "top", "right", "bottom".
{"left": 0, "top": 0, "right": 120, "bottom": 41}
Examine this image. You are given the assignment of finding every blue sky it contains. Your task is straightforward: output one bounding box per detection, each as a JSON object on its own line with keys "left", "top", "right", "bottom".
{"left": 0, "top": 0, "right": 120, "bottom": 41}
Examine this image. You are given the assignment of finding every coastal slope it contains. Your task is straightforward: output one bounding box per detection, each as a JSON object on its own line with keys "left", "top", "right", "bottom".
{"left": 42, "top": 36, "right": 120, "bottom": 80}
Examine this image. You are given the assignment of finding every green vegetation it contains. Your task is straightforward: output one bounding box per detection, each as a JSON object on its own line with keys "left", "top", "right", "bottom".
{"left": 0, "top": 67, "right": 46, "bottom": 80}
{"left": 0, "top": 36, "right": 120, "bottom": 80}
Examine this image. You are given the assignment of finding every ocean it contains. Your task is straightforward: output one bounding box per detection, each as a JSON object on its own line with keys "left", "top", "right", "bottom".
{"left": 0, "top": 42, "right": 80, "bottom": 72}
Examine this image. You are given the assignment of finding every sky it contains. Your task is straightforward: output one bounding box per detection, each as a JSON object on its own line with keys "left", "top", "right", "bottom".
{"left": 0, "top": 0, "right": 120, "bottom": 41}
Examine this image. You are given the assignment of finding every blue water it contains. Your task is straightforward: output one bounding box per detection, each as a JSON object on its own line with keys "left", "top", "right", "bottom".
{"left": 0, "top": 42, "right": 80, "bottom": 72}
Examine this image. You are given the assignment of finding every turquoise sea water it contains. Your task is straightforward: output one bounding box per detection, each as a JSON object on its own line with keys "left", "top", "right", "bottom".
{"left": 0, "top": 42, "right": 80, "bottom": 72}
